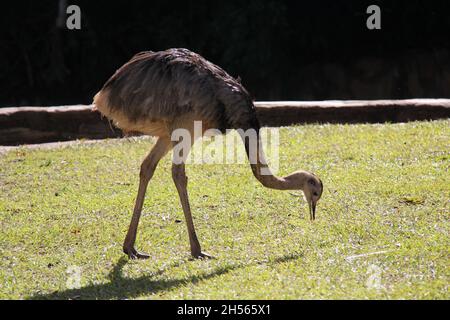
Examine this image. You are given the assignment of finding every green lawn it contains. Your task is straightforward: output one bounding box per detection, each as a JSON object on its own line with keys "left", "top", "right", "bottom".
{"left": 0, "top": 120, "right": 449, "bottom": 299}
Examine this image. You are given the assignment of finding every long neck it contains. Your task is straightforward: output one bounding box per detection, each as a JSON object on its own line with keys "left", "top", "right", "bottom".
{"left": 240, "top": 124, "right": 296, "bottom": 190}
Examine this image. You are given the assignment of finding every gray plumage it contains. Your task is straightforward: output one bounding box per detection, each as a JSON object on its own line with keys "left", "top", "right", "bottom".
{"left": 95, "top": 48, "right": 259, "bottom": 133}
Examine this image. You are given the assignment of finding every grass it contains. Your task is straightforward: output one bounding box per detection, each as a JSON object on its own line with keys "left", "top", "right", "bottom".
{"left": 0, "top": 120, "right": 449, "bottom": 300}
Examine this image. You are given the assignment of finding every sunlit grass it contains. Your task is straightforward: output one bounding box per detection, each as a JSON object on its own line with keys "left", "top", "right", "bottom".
{"left": 0, "top": 120, "right": 449, "bottom": 299}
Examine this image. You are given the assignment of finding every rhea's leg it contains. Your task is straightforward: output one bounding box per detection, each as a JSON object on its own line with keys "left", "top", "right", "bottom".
{"left": 123, "top": 137, "right": 170, "bottom": 259}
{"left": 171, "top": 163, "right": 212, "bottom": 259}
{"left": 170, "top": 119, "right": 213, "bottom": 258}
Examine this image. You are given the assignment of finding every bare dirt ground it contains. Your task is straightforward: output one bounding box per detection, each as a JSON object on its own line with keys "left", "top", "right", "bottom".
{"left": 0, "top": 136, "right": 152, "bottom": 156}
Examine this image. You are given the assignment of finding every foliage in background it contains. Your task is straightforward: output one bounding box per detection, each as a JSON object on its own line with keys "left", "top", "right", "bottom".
{"left": 1, "top": 0, "right": 450, "bottom": 106}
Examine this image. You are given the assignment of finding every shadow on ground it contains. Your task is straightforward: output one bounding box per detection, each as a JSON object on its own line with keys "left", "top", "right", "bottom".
{"left": 28, "top": 253, "right": 303, "bottom": 300}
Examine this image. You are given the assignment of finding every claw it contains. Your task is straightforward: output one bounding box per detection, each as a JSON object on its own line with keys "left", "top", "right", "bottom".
{"left": 192, "top": 251, "right": 214, "bottom": 259}
{"left": 124, "top": 247, "right": 150, "bottom": 260}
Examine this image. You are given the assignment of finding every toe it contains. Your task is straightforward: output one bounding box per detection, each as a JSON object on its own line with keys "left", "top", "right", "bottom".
{"left": 135, "top": 251, "right": 150, "bottom": 259}
{"left": 124, "top": 247, "right": 149, "bottom": 260}
{"left": 192, "top": 251, "right": 214, "bottom": 259}
{"left": 200, "top": 252, "right": 214, "bottom": 259}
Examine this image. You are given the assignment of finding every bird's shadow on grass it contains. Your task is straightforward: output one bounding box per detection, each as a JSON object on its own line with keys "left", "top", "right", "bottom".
{"left": 28, "top": 252, "right": 304, "bottom": 300}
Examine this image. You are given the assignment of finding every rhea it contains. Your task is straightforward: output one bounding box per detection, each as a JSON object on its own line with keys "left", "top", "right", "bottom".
{"left": 93, "top": 48, "right": 323, "bottom": 259}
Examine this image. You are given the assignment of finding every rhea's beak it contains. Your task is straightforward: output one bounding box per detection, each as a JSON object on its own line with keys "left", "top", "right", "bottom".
{"left": 308, "top": 200, "right": 317, "bottom": 221}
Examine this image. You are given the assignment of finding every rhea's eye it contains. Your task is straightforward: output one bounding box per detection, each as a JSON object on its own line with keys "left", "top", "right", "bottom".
{"left": 308, "top": 179, "right": 316, "bottom": 186}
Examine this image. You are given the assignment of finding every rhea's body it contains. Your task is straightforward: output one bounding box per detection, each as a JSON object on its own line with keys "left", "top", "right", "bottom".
{"left": 93, "top": 48, "right": 323, "bottom": 259}
{"left": 94, "top": 48, "right": 259, "bottom": 137}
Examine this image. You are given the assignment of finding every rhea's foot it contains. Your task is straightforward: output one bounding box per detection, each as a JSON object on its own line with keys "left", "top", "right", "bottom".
{"left": 123, "top": 246, "right": 150, "bottom": 260}
{"left": 191, "top": 251, "right": 214, "bottom": 260}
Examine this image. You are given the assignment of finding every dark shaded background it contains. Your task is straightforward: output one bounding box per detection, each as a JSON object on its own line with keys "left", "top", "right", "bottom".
{"left": 1, "top": 0, "right": 450, "bottom": 107}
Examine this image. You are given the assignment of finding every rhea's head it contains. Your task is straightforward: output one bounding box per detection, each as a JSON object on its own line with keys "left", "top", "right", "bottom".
{"left": 287, "top": 171, "right": 323, "bottom": 220}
